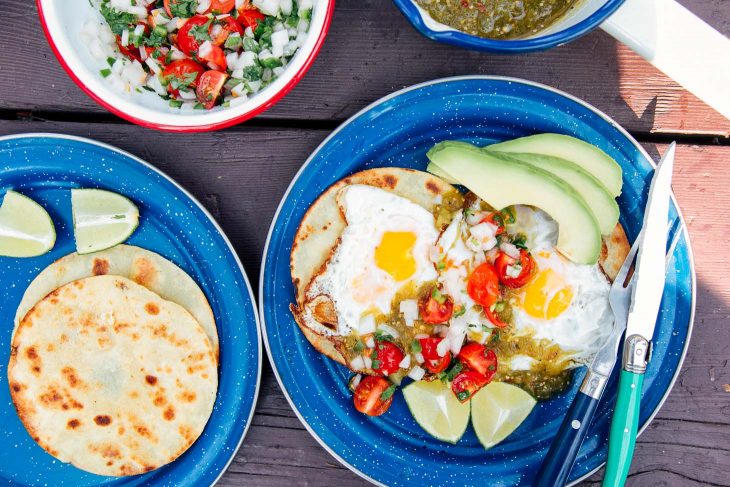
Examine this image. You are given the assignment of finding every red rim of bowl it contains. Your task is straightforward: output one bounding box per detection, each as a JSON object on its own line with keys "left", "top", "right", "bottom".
{"left": 35, "top": 0, "right": 335, "bottom": 133}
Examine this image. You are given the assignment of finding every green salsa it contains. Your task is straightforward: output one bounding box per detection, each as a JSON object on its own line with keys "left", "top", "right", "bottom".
{"left": 416, "top": 0, "right": 580, "bottom": 40}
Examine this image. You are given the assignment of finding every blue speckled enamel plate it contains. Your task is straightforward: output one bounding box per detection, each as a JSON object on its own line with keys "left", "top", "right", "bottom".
{"left": 0, "top": 134, "right": 261, "bottom": 486}
{"left": 260, "top": 77, "right": 695, "bottom": 486}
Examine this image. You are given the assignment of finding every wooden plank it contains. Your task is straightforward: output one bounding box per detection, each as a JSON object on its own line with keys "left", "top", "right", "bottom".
{"left": 0, "top": 120, "right": 728, "bottom": 485}
{"left": 1, "top": 1, "right": 728, "bottom": 136}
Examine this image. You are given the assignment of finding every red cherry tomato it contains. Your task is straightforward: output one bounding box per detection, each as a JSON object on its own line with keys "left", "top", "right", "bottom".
{"left": 457, "top": 343, "right": 498, "bottom": 380}
{"left": 209, "top": 16, "right": 244, "bottom": 45}
{"left": 177, "top": 15, "right": 210, "bottom": 56}
{"left": 374, "top": 341, "right": 404, "bottom": 376}
{"left": 206, "top": 0, "right": 236, "bottom": 13}
{"left": 419, "top": 287, "right": 454, "bottom": 324}
{"left": 494, "top": 249, "right": 534, "bottom": 288}
{"left": 481, "top": 212, "right": 505, "bottom": 235}
{"left": 467, "top": 262, "right": 501, "bottom": 308}
{"left": 353, "top": 376, "right": 394, "bottom": 416}
{"left": 419, "top": 337, "right": 451, "bottom": 374}
{"left": 162, "top": 59, "right": 205, "bottom": 97}
{"left": 451, "top": 370, "right": 489, "bottom": 403}
{"left": 485, "top": 305, "right": 510, "bottom": 328}
{"left": 196, "top": 70, "right": 228, "bottom": 109}
{"left": 238, "top": 8, "right": 266, "bottom": 31}
{"left": 116, "top": 38, "right": 142, "bottom": 62}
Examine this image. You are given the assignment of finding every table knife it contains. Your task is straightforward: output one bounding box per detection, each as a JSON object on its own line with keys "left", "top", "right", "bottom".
{"left": 602, "top": 143, "right": 676, "bottom": 487}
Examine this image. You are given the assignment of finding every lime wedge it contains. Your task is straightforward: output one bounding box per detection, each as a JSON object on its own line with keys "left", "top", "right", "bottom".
{"left": 471, "top": 382, "right": 536, "bottom": 449}
{"left": 0, "top": 191, "right": 56, "bottom": 257}
{"left": 403, "top": 379, "right": 470, "bottom": 444}
{"left": 72, "top": 189, "right": 139, "bottom": 254}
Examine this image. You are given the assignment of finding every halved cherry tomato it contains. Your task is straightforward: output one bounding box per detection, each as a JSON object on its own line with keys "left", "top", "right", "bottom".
{"left": 374, "top": 341, "right": 404, "bottom": 376}
{"left": 196, "top": 70, "right": 228, "bottom": 108}
{"left": 419, "top": 337, "right": 451, "bottom": 374}
{"left": 353, "top": 376, "right": 394, "bottom": 416}
{"left": 481, "top": 212, "right": 505, "bottom": 235}
{"left": 238, "top": 8, "right": 266, "bottom": 31}
{"left": 177, "top": 15, "right": 210, "bottom": 56}
{"left": 485, "top": 305, "right": 510, "bottom": 328}
{"left": 209, "top": 16, "right": 244, "bottom": 45}
{"left": 116, "top": 38, "right": 142, "bottom": 62}
{"left": 206, "top": 0, "right": 236, "bottom": 14}
{"left": 458, "top": 343, "right": 498, "bottom": 380}
{"left": 162, "top": 59, "right": 205, "bottom": 96}
{"left": 451, "top": 370, "right": 488, "bottom": 403}
{"left": 494, "top": 249, "right": 534, "bottom": 288}
{"left": 419, "top": 287, "right": 454, "bottom": 324}
{"left": 467, "top": 262, "right": 500, "bottom": 308}
{"left": 200, "top": 44, "right": 227, "bottom": 70}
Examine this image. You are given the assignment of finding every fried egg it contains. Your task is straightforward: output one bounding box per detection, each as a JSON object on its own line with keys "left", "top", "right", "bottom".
{"left": 506, "top": 206, "right": 612, "bottom": 364}
{"left": 306, "top": 185, "right": 440, "bottom": 336}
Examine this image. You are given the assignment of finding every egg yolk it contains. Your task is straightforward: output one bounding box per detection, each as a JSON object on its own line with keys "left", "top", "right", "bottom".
{"left": 522, "top": 269, "right": 574, "bottom": 320}
{"left": 375, "top": 231, "right": 417, "bottom": 281}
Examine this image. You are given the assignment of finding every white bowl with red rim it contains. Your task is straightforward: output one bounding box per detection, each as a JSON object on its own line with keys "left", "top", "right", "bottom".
{"left": 36, "top": 0, "right": 334, "bottom": 132}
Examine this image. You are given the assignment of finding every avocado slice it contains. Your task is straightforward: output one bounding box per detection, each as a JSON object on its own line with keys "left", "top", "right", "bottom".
{"left": 486, "top": 133, "right": 623, "bottom": 197}
{"left": 427, "top": 141, "right": 602, "bottom": 265}
{"left": 492, "top": 152, "right": 619, "bottom": 235}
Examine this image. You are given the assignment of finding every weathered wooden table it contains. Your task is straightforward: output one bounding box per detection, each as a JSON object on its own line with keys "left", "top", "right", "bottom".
{"left": 2, "top": 1, "right": 729, "bottom": 485}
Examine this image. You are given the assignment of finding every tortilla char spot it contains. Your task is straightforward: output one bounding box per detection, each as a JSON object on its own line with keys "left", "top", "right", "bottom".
{"left": 118, "top": 426, "right": 125, "bottom": 435}
{"left": 92, "top": 258, "right": 110, "bottom": 276}
{"left": 132, "top": 257, "right": 158, "bottom": 287}
{"left": 94, "top": 415, "right": 112, "bottom": 426}
{"left": 26, "top": 347, "right": 38, "bottom": 360}
{"left": 135, "top": 424, "right": 153, "bottom": 439}
{"left": 163, "top": 406, "right": 175, "bottom": 421}
{"left": 31, "top": 366, "right": 41, "bottom": 375}
{"left": 153, "top": 391, "right": 167, "bottom": 407}
{"left": 145, "top": 303, "right": 160, "bottom": 315}
{"left": 46, "top": 343, "right": 55, "bottom": 352}
{"left": 343, "top": 177, "right": 352, "bottom": 185}
{"left": 61, "top": 367, "right": 84, "bottom": 389}
{"left": 11, "top": 383, "right": 22, "bottom": 393}
{"left": 425, "top": 180, "right": 440, "bottom": 194}
{"left": 129, "top": 391, "right": 139, "bottom": 399}
{"left": 178, "top": 425, "right": 194, "bottom": 442}
{"left": 143, "top": 465, "right": 156, "bottom": 473}
{"left": 60, "top": 334, "right": 68, "bottom": 343}
{"left": 106, "top": 461, "right": 113, "bottom": 466}
{"left": 383, "top": 174, "right": 398, "bottom": 189}
{"left": 132, "top": 332, "right": 140, "bottom": 341}
{"left": 178, "top": 391, "right": 196, "bottom": 403}
{"left": 145, "top": 375, "right": 158, "bottom": 386}
{"left": 115, "top": 280, "right": 128, "bottom": 290}
{"left": 67, "top": 419, "right": 80, "bottom": 429}
{"left": 113, "top": 322, "right": 131, "bottom": 333}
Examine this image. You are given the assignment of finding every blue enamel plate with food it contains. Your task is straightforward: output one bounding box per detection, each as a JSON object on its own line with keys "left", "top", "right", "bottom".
{"left": 260, "top": 76, "right": 694, "bottom": 486}
{"left": 0, "top": 134, "right": 260, "bottom": 486}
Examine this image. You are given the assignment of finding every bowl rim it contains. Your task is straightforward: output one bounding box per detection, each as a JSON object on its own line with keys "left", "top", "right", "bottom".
{"left": 258, "top": 75, "right": 696, "bottom": 487}
{"left": 35, "top": 0, "right": 336, "bottom": 132}
{"left": 391, "top": 0, "right": 626, "bottom": 53}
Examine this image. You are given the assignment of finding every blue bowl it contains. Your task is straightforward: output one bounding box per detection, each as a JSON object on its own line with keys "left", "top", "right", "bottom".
{"left": 392, "top": 0, "right": 626, "bottom": 53}
{"left": 260, "top": 76, "right": 695, "bottom": 486}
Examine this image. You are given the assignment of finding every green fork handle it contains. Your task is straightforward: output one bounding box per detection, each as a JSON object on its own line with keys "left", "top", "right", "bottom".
{"left": 603, "top": 369, "right": 644, "bottom": 487}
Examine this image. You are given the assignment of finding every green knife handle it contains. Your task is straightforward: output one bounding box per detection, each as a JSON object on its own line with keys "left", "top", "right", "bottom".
{"left": 603, "top": 332, "right": 651, "bottom": 487}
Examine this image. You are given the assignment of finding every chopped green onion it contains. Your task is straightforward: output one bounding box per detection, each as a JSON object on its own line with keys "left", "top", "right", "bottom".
{"left": 99, "top": 68, "right": 112, "bottom": 78}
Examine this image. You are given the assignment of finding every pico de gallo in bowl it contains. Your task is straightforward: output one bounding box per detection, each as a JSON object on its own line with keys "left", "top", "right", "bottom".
{"left": 37, "top": 0, "right": 333, "bottom": 130}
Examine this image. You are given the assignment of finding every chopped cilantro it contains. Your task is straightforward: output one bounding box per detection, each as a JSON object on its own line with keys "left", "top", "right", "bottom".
{"left": 194, "top": 102, "right": 205, "bottom": 109}
{"left": 380, "top": 384, "right": 397, "bottom": 401}
{"left": 240, "top": 64, "right": 263, "bottom": 81}
{"left": 410, "top": 340, "right": 422, "bottom": 354}
{"left": 353, "top": 340, "right": 364, "bottom": 353}
{"left": 260, "top": 57, "right": 283, "bottom": 69}
{"left": 189, "top": 19, "right": 213, "bottom": 42}
{"left": 243, "top": 36, "right": 260, "bottom": 53}
{"left": 99, "top": 1, "right": 136, "bottom": 35}
{"left": 301, "top": 8, "right": 312, "bottom": 21}
{"left": 145, "top": 25, "right": 168, "bottom": 47}
{"left": 501, "top": 206, "right": 516, "bottom": 224}
{"left": 439, "top": 360, "right": 463, "bottom": 383}
{"left": 371, "top": 359, "right": 381, "bottom": 370}
{"left": 166, "top": 71, "right": 199, "bottom": 91}
{"left": 106, "top": 56, "right": 116, "bottom": 66}
{"left": 512, "top": 233, "right": 527, "bottom": 249}
{"left": 456, "top": 390, "right": 471, "bottom": 401}
{"left": 99, "top": 68, "right": 112, "bottom": 77}
{"left": 225, "top": 33, "right": 243, "bottom": 50}
{"left": 168, "top": 0, "right": 198, "bottom": 18}
{"left": 169, "top": 99, "right": 183, "bottom": 108}
{"left": 374, "top": 329, "right": 394, "bottom": 342}
{"left": 431, "top": 287, "right": 446, "bottom": 305}
{"left": 453, "top": 306, "right": 466, "bottom": 318}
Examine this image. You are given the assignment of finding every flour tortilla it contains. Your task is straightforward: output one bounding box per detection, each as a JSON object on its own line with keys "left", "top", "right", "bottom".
{"left": 290, "top": 168, "right": 460, "bottom": 365}
{"left": 289, "top": 168, "right": 631, "bottom": 368}
{"left": 15, "top": 245, "right": 218, "bottom": 360}
{"left": 8, "top": 275, "right": 217, "bottom": 477}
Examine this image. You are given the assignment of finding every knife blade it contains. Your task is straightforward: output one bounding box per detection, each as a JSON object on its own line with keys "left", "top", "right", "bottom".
{"left": 603, "top": 143, "right": 676, "bottom": 487}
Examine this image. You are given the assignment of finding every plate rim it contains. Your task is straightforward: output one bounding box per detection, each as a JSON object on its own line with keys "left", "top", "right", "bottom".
{"left": 0, "top": 132, "right": 263, "bottom": 487}
{"left": 259, "top": 75, "right": 697, "bottom": 486}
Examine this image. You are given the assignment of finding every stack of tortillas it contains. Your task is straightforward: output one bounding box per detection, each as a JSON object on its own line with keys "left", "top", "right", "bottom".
{"left": 7, "top": 245, "right": 218, "bottom": 476}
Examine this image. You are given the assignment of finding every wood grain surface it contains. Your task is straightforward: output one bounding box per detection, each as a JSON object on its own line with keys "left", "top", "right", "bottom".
{"left": 1, "top": 0, "right": 729, "bottom": 484}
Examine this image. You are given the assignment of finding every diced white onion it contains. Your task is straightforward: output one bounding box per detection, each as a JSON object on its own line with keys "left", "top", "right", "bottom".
{"left": 350, "top": 356, "right": 364, "bottom": 371}
{"left": 436, "top": 337, "right": 451, "bottom": 357}
{"left": 235, "top": 0, "right": 246, "bottom": 7}
{"left": 377, "top": 324, "right": 400, "bottom": 339}
{"left": 145, "top": 57, "right": 162, "bottom": 74}
{"left": 350, "top": 374, "right": 362, "bottom": 390}
{"left": 134, "top": 24, "right": 145, "bottom": 37}
{"left": 253, "top": 0, "right": 280, "bottom": 16}
{"left": 358, "top": 315, "right": 376, "bottom": 335}
{"left": 506, "top": 263, "right": 523, "bottom": 278}
{"left": 226, "top": 51, "right": 240, "bottom": 70}
{"left": 363, "top": 356, "right": 373, "bottom": 369}
{"left": 279, "top": 0, "right": 293, "bottom": 15}
{"left": 139, "top": 46, "right": 148, "bottom": 61}
{"left": 398, "top": 355, "right": 411, "bottom": 369}
{"left": 365, "top": 336, "right": 375, "bottom": 349}
{"left": 196, "top": 0, "right": 211, "bottom": 14}
{"left": 170, "top": 46, "right": 186, "bottom": 60}
{"left": 500, "top": 242, "right": 520, "bottom": 259}
{"left": 198, "top": 40, "right": 213, "bottom": 59}
{"left": 298, "top": 0, "right": 314, "bottom": 13}
{"left": 466, "top": 210, "right": 487, "bottom": 226}
{"left": 408, "top": 365, "right": 426, "bottom": 381}
{"left": 120, "top": 29, "right": 130, "bottom": 46}
{"left": 414, "top": 333, "right": 429, "bottom": 340}
{"left": 415, "top": 352, "right": 425, "bottom": 364}
{"left": 228, "top": 96, "right": 248, "bottom": 107}
{"left": 178, "top": 89, "right": 197, "bottom": 100}
{"left": 231, "top": 83, "right": 246, "bottom": 97}
{"left": 399, "top": 299, "right": 418, "bottom": 327}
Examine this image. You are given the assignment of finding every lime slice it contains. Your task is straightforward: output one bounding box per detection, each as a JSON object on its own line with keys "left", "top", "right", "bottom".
{"left": 471, "top": 382, "right": 536, "bottom": 449}
{"left": 0, "top": 191, "right": 56, "bottom": 257}
{"left": 72, "top": 189, "right": 139, "bottom": 254}
{"left": 403, "top": 379, "right": 470, "bottom": 444}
